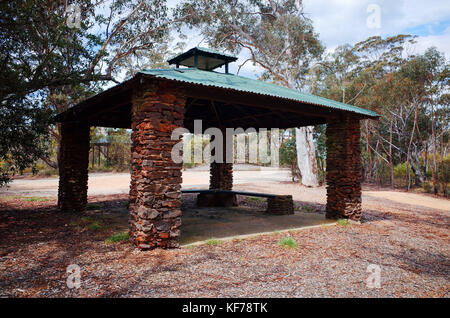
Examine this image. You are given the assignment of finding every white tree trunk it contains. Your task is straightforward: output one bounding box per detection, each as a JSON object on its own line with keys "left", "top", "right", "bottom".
{"left": 295, "top": 126, "right": 319, "bottom": 187}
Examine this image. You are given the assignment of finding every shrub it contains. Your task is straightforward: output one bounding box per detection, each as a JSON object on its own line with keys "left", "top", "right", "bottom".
{"left": 279, "top": 135, "right": 301, "bottom": 182}
{"left": 105, "top": 232, "right": 130, "bottom": 243}
{"left": 394, "top": 162, "right": 415, "bottom": 179}
{"left": 422, "top": 181, "right": 433, "bottom": 193}
{"left": 438, "top": 156, "right": 450, "bottom": 196}
{"left": 277, "top": 236, "right": 298, "bottom": 249}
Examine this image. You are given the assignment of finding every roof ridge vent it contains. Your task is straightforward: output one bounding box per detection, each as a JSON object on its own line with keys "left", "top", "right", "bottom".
{"left": 167, "top": 47, "right": 237, "bottom": 73}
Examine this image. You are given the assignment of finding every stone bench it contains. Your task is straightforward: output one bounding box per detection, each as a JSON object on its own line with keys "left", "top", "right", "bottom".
{"left": 181, "top": 189, "right": 294, "bottom": 215}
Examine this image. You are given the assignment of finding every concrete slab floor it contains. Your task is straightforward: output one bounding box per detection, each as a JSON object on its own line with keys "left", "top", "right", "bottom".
{"left": 179, "top": 205, "right": 335, "bottom": 245}
{"left": 79, "top": 196, "right": 333, "bottom": 246}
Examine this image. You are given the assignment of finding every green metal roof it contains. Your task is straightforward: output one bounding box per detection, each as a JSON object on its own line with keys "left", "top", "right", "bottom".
{"left": 140, "top": 68, "right": 379, "bottom": 118}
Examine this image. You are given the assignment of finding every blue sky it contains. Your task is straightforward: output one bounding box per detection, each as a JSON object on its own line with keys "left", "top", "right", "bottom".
{"left": 168, "top": 0, "right": 450, "bottom": 77}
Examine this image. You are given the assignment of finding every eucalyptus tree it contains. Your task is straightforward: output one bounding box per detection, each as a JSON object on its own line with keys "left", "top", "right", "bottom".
{"left": 0, "top": 0, "right": 182, "bottom": 183}
{"left": 362, "top": 46, "right": 448, "bottom": 190}
{"left": 317, "top": 35, "right": 449, "bottom": 191}
{"left": 318, "top": 35, "right": 407, "bottom": 184}
{"left": 176, "top": 0, "right": 324, "bottom": 186}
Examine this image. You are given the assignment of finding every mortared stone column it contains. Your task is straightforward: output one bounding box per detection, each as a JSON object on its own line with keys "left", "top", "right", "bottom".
{"left": 129, "top": 81, "right": 185, "bottom": 249}
{"left": 209, "top": 129, "right": 233, "bottom": 190}
{"left": 325, "top": 116, "right": 362, "bottom": 221}
{"left": 197, "top": 129, "right": 236, "bottom": 207}
{"left": 209, "top": 163, "right": 233, "bottom": 190}
{"left": 57, "top": 122, "right": 90, "bottom": 212}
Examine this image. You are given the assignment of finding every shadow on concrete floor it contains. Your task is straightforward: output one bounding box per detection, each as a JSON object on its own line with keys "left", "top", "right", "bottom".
{"left": 80, "top": 193, "right": 334, "bottom": 245}
{"left": 180, "top": 206, "right": 334, "bottom": 244}
{"left": 179, "top": 193, "right": 334, "bottom": 244}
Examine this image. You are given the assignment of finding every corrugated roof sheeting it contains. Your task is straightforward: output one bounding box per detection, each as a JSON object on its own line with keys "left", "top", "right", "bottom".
{"left": 140, "top": 68, "right": 379, "bottom": 118}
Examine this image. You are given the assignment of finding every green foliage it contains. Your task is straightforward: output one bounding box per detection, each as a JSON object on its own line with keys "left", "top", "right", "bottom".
{"left": 104, "top": 129, "right": 132, "bottom": 171}
{"left": 0, "top": 0, "right": 173, "bottom": 185}
{"left": 422, "top": 181, "right": 434, "bottom": 193}
{"left": 438, "top": 156, "right": 450, "bottom": 182}
{"left": 24, "top": 197, "right": 51, "bottom": 202}
{"left": 316, "top": 34, "right": 449, "bottom": 191}
{"left": 0, "top": 195, "right": 50, "bottom": 201}
{"left": 177, "top": 0, "right": 324, "bottom": 87}
{"left": 87, "top": 222, "right": 103, "bottom": 231}
{"left": 206, "top": 238, "right": 222, "bottom": 246}
{"left": 279, "top": 135, "right": 297, "bottom": 166}
{"left": 0, "top": 99, "right": 53, "bottom": 186}
{"left": 177, "top": 1, "right": 324, "bottom": 185}
{"left": 2, "top": 0, "right": 448, "bottom": 198}
{"left": 394, "top": 162, "right": 415, "bottom": 179}
{"left": 105, "top": 232, "right": 130, "bottom": 244}
{"left": 277, "top": 236, "right": 298, "bottom": 249}
{"left": 438, "top": 155, "right": 450, "bottom": 196}
{"left": 314, "top": 124, "right": 327, "bottom": 184}
{"left": 80, "top": 216, "right": 105, "bottom": 231}
{"left": 88, "top": 128, "right": 131, "bottom": 172}
{"left": 337, "top": 219, "right": 349, "bottom": 226}
{"left": 279, "top": 131, "right": 300, "bottom": 181}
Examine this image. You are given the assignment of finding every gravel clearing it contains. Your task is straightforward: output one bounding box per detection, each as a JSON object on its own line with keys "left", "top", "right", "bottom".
{"left": 0, "top": 186, "right": 449, "bottom": 298}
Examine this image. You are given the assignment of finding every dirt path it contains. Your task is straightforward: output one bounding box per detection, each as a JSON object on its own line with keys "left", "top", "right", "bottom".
{"left": 364, "top": 191, "right": 449, "bottom": 211}
{"left": 233, "top": 181, "right": 449, "bottom": 212}
{"left": 2, "top": 167, "right": 448, "bottom": 212}
{"left": 0, "top": 166, "right": 291, "bottom": 197}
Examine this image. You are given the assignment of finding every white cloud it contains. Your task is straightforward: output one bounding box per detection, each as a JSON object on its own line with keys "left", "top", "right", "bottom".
{"left": 413, "top": 27, "right": 450, "bottom": 59}
{"left": 303, "top": 0, "right": 450, "bottom": 53}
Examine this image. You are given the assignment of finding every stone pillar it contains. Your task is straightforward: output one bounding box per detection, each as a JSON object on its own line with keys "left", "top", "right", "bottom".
{"left": 129, "top": 81, "right": 185, "bottom": 249}
{"left": 209, "top": 162, "right": 233, "bottom": 190}
{"left": 325, "top": 116, "right": 362, "bottom": 221}
{"left": 197, "top": 130, "right": 236, "bottom": 207}
{"left": 267, "top": 195, "right": 294, "bottom": 215}
{"left": 57, "top": 122, "right": 90, "bottom": 212}
{"left": 209, "top": 130, "right": 233, "bottom": 190}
